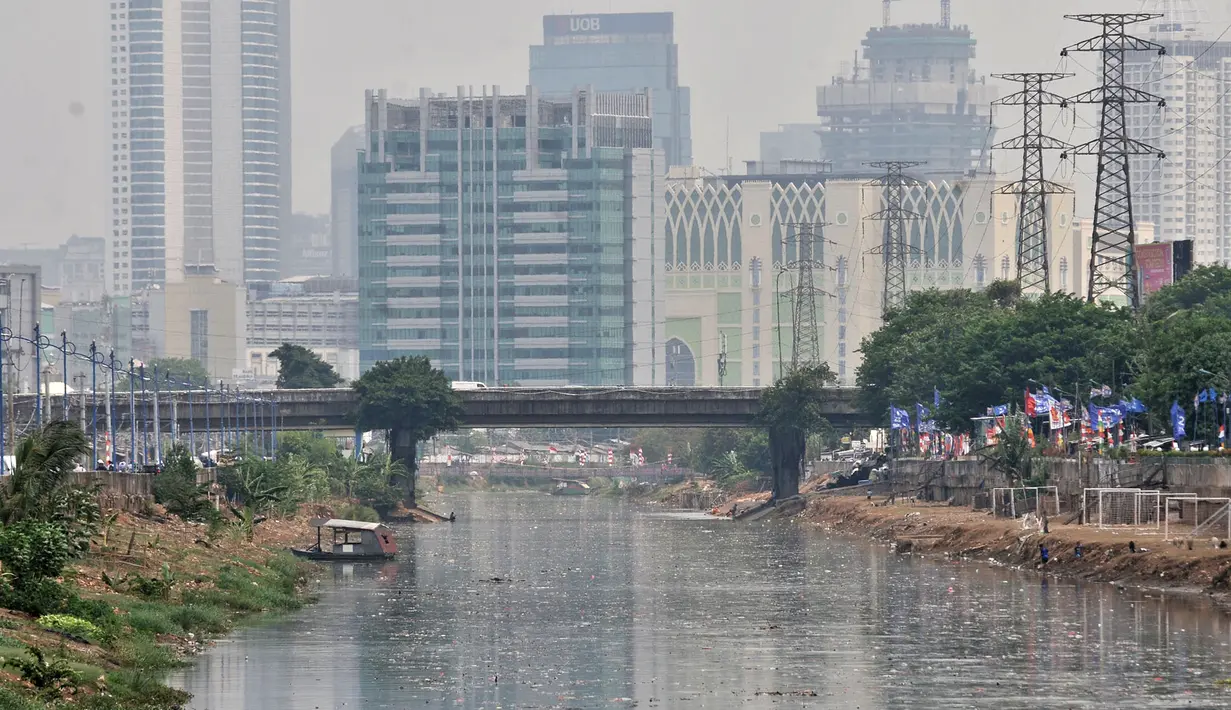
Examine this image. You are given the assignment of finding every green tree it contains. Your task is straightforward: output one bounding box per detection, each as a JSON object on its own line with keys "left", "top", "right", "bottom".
{"left": 269, "top": 343, "right": 344, "bottom": 389}
{"left": 149, "top": 357, "right": 211, "bottom": 386}
{"left": 758, "top": 363, "right": 837, "bottom": 499}
{"left": 352, "top": 453, "right": 404, "bottom": 517}
{"left": 152, "top": 445, "right": 215, "bottom": 522}
{"left": 353, "top": 357, "right": 463, "bottom": 507}
{"left": 1142, "top": 265, "right": 1231, "bottom": 322}
{"left": 0, "top": 421, "right": 90, "bottom": 525}
{"left": 857, "top": 287, "right": 1138, "bottom": 431}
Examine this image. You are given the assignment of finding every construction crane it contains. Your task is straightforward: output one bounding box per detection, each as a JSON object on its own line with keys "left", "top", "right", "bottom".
{"left": 941, "top": 0, "right": 951, "bottom": 27}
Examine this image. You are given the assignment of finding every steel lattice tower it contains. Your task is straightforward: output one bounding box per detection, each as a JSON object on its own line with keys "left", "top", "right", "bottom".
{"left": 1061, "top": 14, "right": 1166, "bottom": 309}
{"left": 778, "top": 223, "right": 832, "bottom": 371}
{"left": 865, "top": 161, "right": 925, "bottom": 313}
{"left": 993, "top": 73, "right": 1074, "bottom": 294}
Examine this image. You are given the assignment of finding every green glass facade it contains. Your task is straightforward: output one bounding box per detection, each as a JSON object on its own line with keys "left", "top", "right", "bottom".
{"left": 359, "top": 87, "right": 664, "bottom": 386}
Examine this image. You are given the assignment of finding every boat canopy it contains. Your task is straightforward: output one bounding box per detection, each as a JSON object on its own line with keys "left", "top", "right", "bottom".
{"left": 308, "top": 518, "right": 387, "bottom": 531}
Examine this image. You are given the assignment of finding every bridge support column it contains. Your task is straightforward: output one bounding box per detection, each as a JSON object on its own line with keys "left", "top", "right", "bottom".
{"left": 768, "top": 426, "right": 804, "bottom": 501}
{"left": 390, "top": 428, "right": 418, "bottom": 508}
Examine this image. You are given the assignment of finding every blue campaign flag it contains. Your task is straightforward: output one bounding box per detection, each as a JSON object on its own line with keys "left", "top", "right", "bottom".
{"left": 1199, "top": 388, "right": 1215, "bottom": 404}
{"left": 1129, "top": 398, "right": 1147, "bottom": 414}
{"left": 890, "top": 406, "right": 912, "bottom": 430}
{"left": 988, "top": 404, "right": 1009, "bottom": 416}
{"left": 934, "top": 387, "right": 941, "bottom": 408}
{"left": 915, "top": 403, "right": 931, "bottom": 432}
{"left": 1171, "top": 401, "right": 1187, "bottom": 440}
{"left": 1088, "top": 404, "right": 1123, "bottom": 429}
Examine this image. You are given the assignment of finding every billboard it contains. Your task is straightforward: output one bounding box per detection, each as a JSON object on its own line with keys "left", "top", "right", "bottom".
{"left": 1136, "top": 242, "right": 1174, "bottom": 296}
{"left": 543, "top": 12, "right": 673, "bottom": 38}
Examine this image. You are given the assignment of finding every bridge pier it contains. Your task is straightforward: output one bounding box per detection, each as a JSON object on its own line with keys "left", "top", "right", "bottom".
{"left": 768, "top": 426, "right": 804, "bottom": 502}
{"left": 389, "top": 428, "right": 419, "bottom": 508}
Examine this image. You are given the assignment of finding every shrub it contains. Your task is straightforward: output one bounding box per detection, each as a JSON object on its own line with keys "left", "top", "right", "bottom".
{"left": 165, "top": 603, "right": 229, "bottom": 635}
{"left": 108, "top": 636, "right": 181, "bottom": 671}
{"left": 333, "top": 503, "right": 380, "bottom": 523}
{"left": 0, "top": 522, "right": 71, "bottom": 590}
{"left": 36, "top": 614, "right": 102, "bottom": 643}
{"left": 101, "top": 563, "right": 176, "bottom": 601}
{"left": 0, "top": 579, "right": 71, "bottom": 617}
{"left": 1, "top": 644, "right": 80, "bottom": 700}
{"left": 123, "top": 608, "right": 178, "bottom": 637}
{"left": 153, "top": 446, "right": 218, "bottom": 522}
{"left": 103, "top": 668, "right": 192, "bottom": 708}
{"left": 0, "top": 686, "right": 40, "bottom": 710}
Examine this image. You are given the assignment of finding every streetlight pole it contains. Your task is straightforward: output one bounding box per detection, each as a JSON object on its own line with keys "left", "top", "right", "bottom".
{"left": 90, "top": 342, "right": 98, "bottom": 466}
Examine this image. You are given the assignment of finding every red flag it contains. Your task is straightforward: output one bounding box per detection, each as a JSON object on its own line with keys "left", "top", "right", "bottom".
{"left": 1025, "top": 390, "right": 1037, "bottom": 417}
{"left": 1026, "top": 428, "right": 1036, "bottom": 448}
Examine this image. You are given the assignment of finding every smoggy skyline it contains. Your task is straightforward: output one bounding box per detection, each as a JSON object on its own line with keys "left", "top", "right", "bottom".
{"left": 1, "top": 0, "right": 1226, "bottom": 245}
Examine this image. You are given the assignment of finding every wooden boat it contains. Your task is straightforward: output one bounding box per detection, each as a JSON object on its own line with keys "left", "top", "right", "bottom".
{"left": 290, "top": 519, "right": 397, "bottom": 561}
{"left": 551, "top": 479, "right": 591, "bottom": 496}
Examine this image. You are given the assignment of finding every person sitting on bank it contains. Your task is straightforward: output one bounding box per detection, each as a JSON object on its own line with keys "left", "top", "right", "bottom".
{"left": 1038, "top": 543, "right": 1049, "bottom": 564}
{"left": 1074, "top": 542, "right": 1083, "bottom": 559}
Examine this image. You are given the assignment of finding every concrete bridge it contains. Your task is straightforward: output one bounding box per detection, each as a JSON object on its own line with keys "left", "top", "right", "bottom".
{"left": 12, "top": 386, "right": 868, "bottom": 432}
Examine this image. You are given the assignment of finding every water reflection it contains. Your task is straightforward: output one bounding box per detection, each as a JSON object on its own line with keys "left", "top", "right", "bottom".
{"left": 174, "top": 493, "right": 1231, "bottom": 709}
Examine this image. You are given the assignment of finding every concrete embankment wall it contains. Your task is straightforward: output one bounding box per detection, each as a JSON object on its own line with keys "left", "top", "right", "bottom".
{"left": 71, "top": 471, "right": 154, "bottom": 513}
{"left": 882, "top": 456, "right": 1231, "bottom": 509}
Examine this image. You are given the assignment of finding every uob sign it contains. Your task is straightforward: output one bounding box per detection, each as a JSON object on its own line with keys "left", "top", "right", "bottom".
{"left": 570, "top": 16, "right": 601, "bottom": 32}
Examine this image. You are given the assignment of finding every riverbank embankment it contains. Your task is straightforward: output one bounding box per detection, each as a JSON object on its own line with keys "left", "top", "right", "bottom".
{"left": 0, "top": 508, "right": 320, "bottom": 709}
{"left": 801, "top": 496, "right": 1231, "bottom": 606}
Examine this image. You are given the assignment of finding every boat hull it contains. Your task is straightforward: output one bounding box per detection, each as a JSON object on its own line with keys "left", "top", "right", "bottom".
{"left": 551, "top": 488, "right": 589, "bottom": 496}
{"left": 290, "top": 548, "right": 395, "bottom": 562}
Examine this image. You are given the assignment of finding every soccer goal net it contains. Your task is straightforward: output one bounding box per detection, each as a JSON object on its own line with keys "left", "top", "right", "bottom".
{"left": 1084, "top": 488, "right": 1165, "bottom": 529}
{"left": 992, "top": 487, "right": 1060, "bottom": 519}
{"left": 1164, "top": 497, "right": 1231, "bottom": 542}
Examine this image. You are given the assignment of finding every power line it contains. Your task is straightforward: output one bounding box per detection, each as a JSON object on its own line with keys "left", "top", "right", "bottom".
{"left": 864, "top": 161, "right": 926, "bottom": 314}
{"left": 993, "top": 72, "right": 1074, "bottom": 294}
{"left": 1061, "top": 13, "right": 1167, "bottom": 310}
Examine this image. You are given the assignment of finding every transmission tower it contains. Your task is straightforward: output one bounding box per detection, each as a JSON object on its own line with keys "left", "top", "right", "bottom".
{"left": 778, "top": 222, "right": 833, "bottom": 371}
{"left": 865, "top": 161, "right": 925, "bottom": 314}
{"left": 992, "top": 72, "right": 1073, "bottom": 294}
{"left": 1060, "top": 14, "right": 1166, "bottom": 310}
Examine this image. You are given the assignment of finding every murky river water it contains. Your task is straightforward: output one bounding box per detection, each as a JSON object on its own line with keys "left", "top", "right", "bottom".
{"left": 173, "top": 493, "right": 1231, "bottom": 709}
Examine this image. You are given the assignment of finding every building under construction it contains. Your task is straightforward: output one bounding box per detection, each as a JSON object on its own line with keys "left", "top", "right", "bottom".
{"left": 816, "top": 22, "right": 998, "bottom": 177}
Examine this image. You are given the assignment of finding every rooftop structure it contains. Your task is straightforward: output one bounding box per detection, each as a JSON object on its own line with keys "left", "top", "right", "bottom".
{"left": 530, "top": 12, "right": 692, "bottom": 168}
{"left": 816, "top": 23, "right": 998, "bottom": 177}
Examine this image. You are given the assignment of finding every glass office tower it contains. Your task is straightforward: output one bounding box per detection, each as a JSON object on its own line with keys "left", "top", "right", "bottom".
{"left": 530, "top": 13, "right": 692, "bottom": 169}
{"left": 358, "top": 87, "right": 666, "bottom": 386}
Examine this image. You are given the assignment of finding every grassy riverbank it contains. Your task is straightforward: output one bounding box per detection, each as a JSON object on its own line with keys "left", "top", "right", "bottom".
{"left": 800, "top": 496, "right": 1231, "bottom": 607}
{"left": 0, "top": 510, "right": 318, "bottom": 709}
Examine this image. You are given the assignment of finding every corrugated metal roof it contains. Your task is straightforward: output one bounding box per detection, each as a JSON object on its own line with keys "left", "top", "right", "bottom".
{"left": 317, "top": 519, "right": 384, "bottom": 531}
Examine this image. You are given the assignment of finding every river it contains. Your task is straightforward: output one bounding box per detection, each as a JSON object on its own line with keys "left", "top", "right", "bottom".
{"left": 172, "top": 492, "right": 1231, "bottom": 709}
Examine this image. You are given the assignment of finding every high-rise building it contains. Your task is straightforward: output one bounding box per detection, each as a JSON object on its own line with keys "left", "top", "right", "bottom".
{"left": 758, "top": 124, "right": 824, "bottom": 174}
{"left": 280, "top": 213, "right": 332, "bottom": 278}
{"left": 106, "top": 0, "right": 292, "bottom": 294}
{"left": 59, "top": 236, "right": 107, "bottom": 304}
{"left": 359, "top": 87, "right": 666, "bottom": 386}
{"left": 1127, "top": 1, "right": 1227, "bottom": 263}
{"left": 330, "top": 126, "right": 365, "bottom": 279}
{"left": 530, "top": 12, "right": 692, "bottom": 169}
{"left": 816, "top": 22, "right": 997, "bottom": 176}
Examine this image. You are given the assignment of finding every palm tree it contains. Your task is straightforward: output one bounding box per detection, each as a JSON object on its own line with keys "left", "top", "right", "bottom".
{"left": 1, "top": 421, "right": 89, "bottom": 524}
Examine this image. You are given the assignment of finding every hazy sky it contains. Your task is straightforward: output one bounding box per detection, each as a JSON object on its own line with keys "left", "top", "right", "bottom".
{"left": 1, "top": 0, "right": 1228, "bottom": 245}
